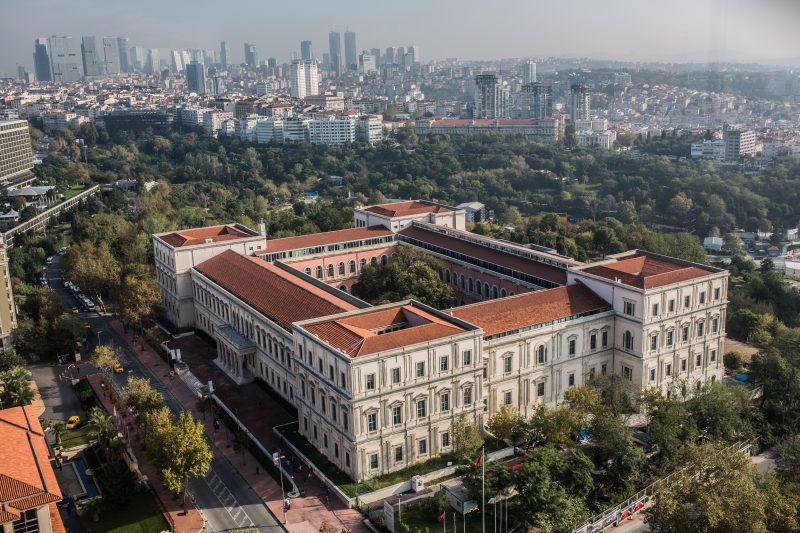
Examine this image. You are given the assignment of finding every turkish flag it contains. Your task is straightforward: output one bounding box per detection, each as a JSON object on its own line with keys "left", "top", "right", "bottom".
{"left": 438, "top": 512, "right": 445, "bottom": 522}
{"left": 474, "top": 453, "right": 483, "bottom": 466}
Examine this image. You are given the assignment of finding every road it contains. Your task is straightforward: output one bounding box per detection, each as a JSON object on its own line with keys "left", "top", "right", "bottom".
{"left": 42, "top": 256, "right": 283, "bottom": 532}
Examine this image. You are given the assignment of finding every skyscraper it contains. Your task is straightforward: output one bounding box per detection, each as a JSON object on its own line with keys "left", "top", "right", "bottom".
{"left": 220, "top": 41, "right": 231, "bottom": 67}
{"left": 186, "top": 62, "right": 206, "bottom": 94}
{"left": 385, "top": 47, "right": 395, "bottom": 66}
{"left": 518, "top": 82, "right": 552, "bottom": 119}
{"left": 102, "top": 37, "right": 121, "bottom": 74}
{"left": 117, "top": 37, "right": 130, "bottom": 73}
{"left": 569, "top": 84, "right": 590, "bottom": 123}
{"left": 145, "top": 48, "right": 160, "bottom": 74}
{"left": 407, "top": 45, "right": 419, "bottom": 65}
{"left": 290, "top": 60, "right": 319, "bottom": 99}
{"left": 344, "top": 31, "right": 357, "bottom": 71}
{"left": 474, "top": 73, "right": 510, "bottom": 119}
{"left": 522, "top": 61, "right": 536, "bottom": 84}
{"left": 328, "top": 32, "right": 342, "bottom": 76}
{"left": 359, "top": 51, "right": 376, "bottom": 74}
{"left": 47, "top": 36, "right": 82, "bottom": 82}
{"left": 171, "top": 50, "right": 184, "bottom": 72}
{"left": 81, "top": 36, "right": 104, "bottom": 76}
{"left": 244, "top": 43, "right": 258, "bottom": 66}
{"left": 396, "top": 46, "right": 405, "bottom": 67}
{"left": 33, "top": 38, "right": 52, "bottom": 81}
{"left": 301, "top": 41, "right": 313, "bottom": 61}
{"left": 370, "top": 48, "right": 381, "bottom": 66}
{"left": 129, "top": 46, "right": 145, "bottom": 71}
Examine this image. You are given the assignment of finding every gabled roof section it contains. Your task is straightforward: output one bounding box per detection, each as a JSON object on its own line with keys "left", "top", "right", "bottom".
{"left": 450, "top": 284, "right": 610, "bottom": 338}
{"left": 258, "top": 226, "right": 394, "bottom": 255}
{"left": 0, "top": 405, "right": 61, "bottom": 524}
{"left": 193, "top": 250, "right": 358, "bottom": 331}
{"left": 300, "top": 302, "right": 474, "bottom": 357}
{"left": 364, "top": 200, "right": 454, "bottom": 218}
{"left": 577, "top": 251, "right": 717, "bottom": 289}
{"left": 157, "top": 224, "right": 258, "bottom": 248}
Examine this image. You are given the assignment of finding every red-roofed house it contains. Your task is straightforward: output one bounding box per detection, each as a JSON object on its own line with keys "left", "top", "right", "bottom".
{"left": 0, "top": 405, "right": 63, "bottom": 533}
{"left": 354, "top": 200, "right": 466, "bottom": 232}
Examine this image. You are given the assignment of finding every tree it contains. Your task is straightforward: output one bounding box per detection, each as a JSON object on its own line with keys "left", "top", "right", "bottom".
{"left": 148, "top": 411, "right": 212, "bottom": 506}
{"left": 62, "top": 241, "right": 121, "bottom": 311}
{"left": 642, "top": 390, "right": 697, "bottom": 467}
{"left": 486, "top": 405, "right": 525, "bottom": 445}
{"left": 450, "top": 413, "right": 482, "bottom": 462}
{"left": 90, "top": 345, "right": 120, "bottom": 377}
{"left": 645, "top": 445, "right": 769, "bottom": 533}
{"left": 88, "top": 406, "right": 117, "bottom": 448}
{"left": 723, "top": 351, "right": 745, "bottom": 371}
{"left": 123, "top": 376, "right": 165, "bottom": 415}
{"left": 43, "top": 419, "right": 66, "bottom": 446}
{"left": 775, "top": 435, "right": 800, "bottom": 487}
{"left": 0, "top": 351, "right": 25, "bottom": 372}
{"left": 119, "top": 273, "right": 161, "bottom": 332}
{"left": 0, "top": 366, "right": 35, "bottom": 407}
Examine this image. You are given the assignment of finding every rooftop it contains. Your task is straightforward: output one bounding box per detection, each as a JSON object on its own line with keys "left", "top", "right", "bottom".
{"left": 194, "top": 250, "right": 358, "bottom": 331}
{"left": 157, "top": 224, "right": 259, "bottom": 248}
{"left": 300, "top": 302, "right": 473, "bottom": 357}
{"left": 257, "top": 226, "right": 394, "bottom": 255}
{"left": 577, "top": 251, "right": 717, "bottom": 289}
{"left": 363, "top": 200, "right": 454, "bottom": 218}
{"left": 0, "top": 405, "right": 62, "bottom": 525}
{"left": 450, "top": 284, "right": 610, "bottom": 338}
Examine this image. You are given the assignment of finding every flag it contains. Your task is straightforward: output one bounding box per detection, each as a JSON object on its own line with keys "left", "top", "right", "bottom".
{"left": 437, "top": 511, "right": 445, "bottom": 522}
{"left": 474, "top": 453, "right": 483, "bottom": 466}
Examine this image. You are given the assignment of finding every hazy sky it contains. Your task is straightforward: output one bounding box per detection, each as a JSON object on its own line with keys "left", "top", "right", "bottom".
{"left": 2, "top": 0, "right": 799, "bottom": 75}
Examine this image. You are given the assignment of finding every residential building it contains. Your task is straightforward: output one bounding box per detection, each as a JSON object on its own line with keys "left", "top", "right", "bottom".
{"left": 0, "top": 236, "right": 17, "bottom": 349}
{"left": 357, "top": 115, "right": 383, "bottom": 144}
{"left": 570, "top": 84, "right": 590, "bottom": 123}
{"left": 301, "top": 41, "right": 313, "bottom": 61}
{"left": 153, "top": 200, "right": 727, "bottom": 480}
{"left": 344, "top": 31, "right": 357, "bottom": 71}
{"left": 521, "top": 61, "right": 536, "bottom": 84}
{"left": 0, "top": 405, "right": 63, "bottom": 532}
{"left": 290, "top": 60, "right": 319, "bottom": 99}
{"left": 308, "top": 115, "right": 356, "bottom": 145}
{"left": 474, "top": 74, "right": 510, "bottom": 119}
{"left": 0, "top": 120, "right": 35, "bottom": 191}
{"left": 359, "top": 51, "right": 376, "bottom": 74}
{"left": 33, "top": 38, "right": 52, "bottom": 82}
{"left": 517, "top": 82, "right": 553, "bottom": 119}
{"left": 255, "top": 117, "right": 284, "bottom": 144}
{"left": 723, "top": 126, "right": 757, "bottom": 162}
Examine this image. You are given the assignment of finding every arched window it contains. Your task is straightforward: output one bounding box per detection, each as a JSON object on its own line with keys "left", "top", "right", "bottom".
{"left": 360, "top": 258, "right": 367, "bottom": 268}
{"left": 304, "top": 268, "right": 312, "bottom": 276}
{"left": 327, "top": 264, "right": 334, "bottom": 278}
{"left": 380, "top": 255, "right": 388, "bottom": 265}
{"left": 339, "top": 285, "right": 348, "bottom": 293}
{"left": 501, "top": 289, "right": 507, "bottom": 297}
{"left": 623, "top": 331, "right": 634, "bottom": 350}
{"left": 476, "top": 282, "right": 481, "bottom": 296}
{"left": 445, "top": 270, "right": 451, "bottom": 283}
{"left": 537, "top": 345, "right": 546, "bottom": 364}
{"left": 349, "top": 260, "right": 356, "bottom": 273}
{"left": 338, "top": 262, "right": 345, "bottom": 275}
{"left": 484, "top": 283, "right": 490, "bottom": 297}
{"left": 370, "top": 257, "right": 377, "bottom": 265}
{"left": 460, "top": 275, "right": 466, "bottom": 289}
{"left": 468, "top": 278, "right": 474, "bottom": 292}
{"left": 452, "top": 271, "right": 458, "bottom": 286}
{"left": 492, "top": 286, "right": 498, "bottom": 299}
{"left": 316, "top": 266, "right": 323, "bottom": 279}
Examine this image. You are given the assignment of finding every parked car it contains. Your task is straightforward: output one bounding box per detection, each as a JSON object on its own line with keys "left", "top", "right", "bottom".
{"left": 66, "top": 415, "right": 80, "bottom": 429}
{"left": 45, "top": 256, "right": 53, "bottom": 265}
{"left": 71, "top": 307, "right": 79, "bottom": 315}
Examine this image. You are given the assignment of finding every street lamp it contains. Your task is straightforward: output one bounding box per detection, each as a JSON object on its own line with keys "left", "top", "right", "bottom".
{"left": 97, "top": 330, "right": 103, "bottom": 346}
{"left": 275, "top": 454, "right": 287, "bottom": 523}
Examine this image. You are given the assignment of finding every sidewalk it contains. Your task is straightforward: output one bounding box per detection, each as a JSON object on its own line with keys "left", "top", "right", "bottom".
{"left": 86, "top": 373, "right": 205, "bottom": 533}
{"left": 110, "top": 319, "right": 369, "bottom": 533}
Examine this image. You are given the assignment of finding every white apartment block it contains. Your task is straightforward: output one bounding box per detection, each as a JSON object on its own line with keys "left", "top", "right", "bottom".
{"left": 291, "top": 60, "right": 320, "bottom": 99}
{"left": 308, "top": 115, "right": 356, "bottom": 145}
{"left": 152, "top": 201, "right": 728, "bottom": 480}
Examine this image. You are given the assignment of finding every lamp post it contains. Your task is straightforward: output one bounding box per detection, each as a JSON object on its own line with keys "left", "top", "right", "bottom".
{"left": 276, "top": 454, "right": 287, "bottom": 523}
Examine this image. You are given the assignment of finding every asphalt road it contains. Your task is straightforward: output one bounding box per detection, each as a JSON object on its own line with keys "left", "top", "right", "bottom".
{"left": 42, "top": 257, "right": 283, "bottom": 532}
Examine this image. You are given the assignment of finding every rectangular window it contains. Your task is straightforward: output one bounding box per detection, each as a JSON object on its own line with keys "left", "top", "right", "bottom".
{"left": 712, "top": 318, "right": 719, "bottom": 333}
{"left": 417, "top": 399, "right": 426, "bottom": 418}
{"left": 463, "top": 387, "right": 472, "bottom": 405}
{"left": 303, "top": 417, "right": 308, "bottom": 430}
{"left": 650, "top": 368, "right": 656, "bottom": 381}
{"left": 345, "top": 452, "right": 351, "bottom": 467}
{"left": 666, "top": 330, "right": 674, "bottom": 346}
{"left": 696, "top": 353, "right": 702, "bottom": 367}
{"left": 568, "top": 339, "right": 576, "bottom": 356}
{"left": 391, "top": 368, "right": 401, "bottom": 384}
{"left": 440, "top": 393, "right": 450, "bottom": 412}
{"left": 700, "top": 292, "right": 706, "bottom": 304}
{"left": 714, "top": 288, "right": 721, "bottom": 300}
{"left": 590, "top": 334, "right": 597, "bottom": 350}
{"left": 343, "top": 411, "right": 348, "bottom": 431}
{"left": 601, "top": 363, "right": 607, "bottom": 375}
{"left": 369, "top": 453, "right": 378, "bottom": 470}
{"left": 366, "top": 374, "right": 375, "bottom": 390}
{"left": 416, "top": 361, "right": 425, "bottom": 377}
{"left": 504, "top": 356, "right": 512, "bottom": 373}
{"left": 334, "top": 443, "right": 339, "bottom": 457}
{"left": 329, "top": 365, "right": 334, "bottom": 380}
{"left": 697, "top": 322, "right": 705, "bottom": 337}
{"left": 666, "top": 363, "right": 672, "bottom": 376}
{"left": 682, "top": 326, "right": 689, "bottom": 342}
{"left": 395, "top": 446, "right": 403, "bottom": 463}
{"left": 367, "top": 413, "right": 377, "bottom": 432}
{"left": 463, "top": 350, "right": 472, "bottom": 365}
{"left": 341, "top": 372, "right": 346, "bottom": 389}
{"left": 440, "top": 356, "right": 449, "bottom": 372}
{"left": 681, "top": 359, "right": 687, "bottom": 372}
{"left": 418, "top": 439, "right": 427, "bottom": 455}
{"left": 504, "top": 391, "right": 512, "bottom": 404}
{"left": 623, "top": 301, "right": 635, "bottom": 316}
{"left": 313, "top": 425, "right": 318, "bottom": 439}
{"left": 650, "top": 335, "right": 658, "bottom": 351}
{"left": 668, "top": 299, "right": 675, "bottom": 312}
{"left": 710, "top": 350, "right": 717, "bottom": 362}
{"left": 652, "top": 302, "right": 659, "bottom": 316}
{"left": 323, "top": 433, "right": 328, "bottom": 448}
{"left": 537, "top": 382, "right": 545, "bottom": 397}
{"left": 392, "top": 406, "right": 402, "bottom": 425}
{"left": 622, "top": 365, "right": 632, "bottom": 380}
{"left": 684, "top": 295, "right": 691, "bottom": 308}
{"left": 602, "top": 331, "right": 608, "bottom": 347}
{"left": 441, "top": 432, "right": 450, "bottom": 447}
{"left": 568, "top": 373, "right": 575, "bottom": 387}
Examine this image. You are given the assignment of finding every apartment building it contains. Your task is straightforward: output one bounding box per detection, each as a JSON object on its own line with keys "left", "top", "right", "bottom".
{"left": 152, "top": 200, "right": 727, "bottom": 480}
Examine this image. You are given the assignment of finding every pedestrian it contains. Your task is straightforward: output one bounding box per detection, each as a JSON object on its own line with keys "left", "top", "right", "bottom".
{"left": 325, "top": 494, "right": 330, "bottom": 505}
{"left": 76, "top": 366, "right": 80, "bottom": 375}
{"left": 255, "top": 466, "right": 259, "bottom": 475}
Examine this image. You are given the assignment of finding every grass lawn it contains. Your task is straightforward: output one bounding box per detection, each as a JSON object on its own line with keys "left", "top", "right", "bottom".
{"left": 62, "top": 185, "right": 88, "bottom": 200}
{"left": 59, "top": 425, "right": 94, "bottom": 449}
{"left": 279, "top": 423, "right": 460, "bottom": 498}
{"left": 83, "top": 490, "right": 169, "bottom": 533}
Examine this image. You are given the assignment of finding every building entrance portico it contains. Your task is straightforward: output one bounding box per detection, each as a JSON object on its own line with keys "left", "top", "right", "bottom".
{"left": 214, "top": 325, "right": 256, "bottom": 384}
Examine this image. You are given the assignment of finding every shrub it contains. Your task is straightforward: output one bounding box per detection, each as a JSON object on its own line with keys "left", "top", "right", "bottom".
{"left": 723, "top": 351, "right": 745, "bottom": 371}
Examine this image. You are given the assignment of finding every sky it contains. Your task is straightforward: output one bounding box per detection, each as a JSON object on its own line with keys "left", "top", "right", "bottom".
{"left": 1, "top": 0, "right": 799, "bottom": 75}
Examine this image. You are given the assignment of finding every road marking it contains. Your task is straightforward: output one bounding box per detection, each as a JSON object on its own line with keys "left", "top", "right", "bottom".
{"left": 202, "top": 470, "right": 255, "bottom": 528}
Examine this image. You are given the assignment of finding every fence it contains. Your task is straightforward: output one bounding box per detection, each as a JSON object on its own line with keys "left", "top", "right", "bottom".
{"left": 4, "top": 185, "right": 99, "bottom": 244}
{"left": 570, "top": 439, "right": 755, "bottom": 533}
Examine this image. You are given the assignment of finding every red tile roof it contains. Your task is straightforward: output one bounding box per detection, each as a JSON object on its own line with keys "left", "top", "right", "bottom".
{"left": 258, "top": 226, "right": 394, "bottom": 255}
{"left": 579, "top": 253, "right": 715, "bottom": 289}
{"left": 0, "top": 405, "right": 61, "bottom": 525}
{"left": 194, "top": 251, "right": 358, "bottom": 331}
{"left": 364, "top": 201, "right": 454, "bottom": 218}
{"left": 399, "top": 225, "right": 568, "bottom": 285}
{"left": 159, "top": 225, "right": 256, "bottom": 248}
{"left": 302, "top": 304, "right": 469, "bottom": 357}
{"left": 450, "top": 284, "right": 610, "bottom": 337}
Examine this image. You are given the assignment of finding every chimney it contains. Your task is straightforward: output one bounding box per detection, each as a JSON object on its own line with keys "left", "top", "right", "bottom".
{"left": 258, "top": 218, "right": 266, "bottom": 237}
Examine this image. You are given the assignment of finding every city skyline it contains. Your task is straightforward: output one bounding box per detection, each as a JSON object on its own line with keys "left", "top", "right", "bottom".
{"left": 2, "top": 0, "right": 800, "bottom": 75}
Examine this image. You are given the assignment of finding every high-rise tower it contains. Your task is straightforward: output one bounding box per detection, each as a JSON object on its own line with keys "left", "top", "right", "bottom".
{"left": 220, "top": 41, "right": 231, "bottom": 66}
{"left": 328, "top": 32, "right": 342, "bottom": 76}
{"left": 33, "top": 38, "right": 52, "bottom": 81}
{"left": 244, "top": 43, "right": 258, "bottom": 67}
{"left": 344, "top": 31, "right": 357, "bottom": 71}
{"left": 47, "top": 36, "right": 82, "bottom": 82}
{"left": 569, "top": 84, "right": 590, "bottom": 123}
{"left": 301, "top": 41, "right": 313, "bottom": 61}
{"left": 474, "top": 74, "right": 509, "bottom": 119}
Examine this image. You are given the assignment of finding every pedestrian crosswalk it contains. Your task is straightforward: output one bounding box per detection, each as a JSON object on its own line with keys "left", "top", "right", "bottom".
{"left": 203, "top": 469, "right": 255, "bottom": 529}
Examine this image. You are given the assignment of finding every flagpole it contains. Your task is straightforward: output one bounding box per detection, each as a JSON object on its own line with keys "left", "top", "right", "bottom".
{"left": 453, "top": 510, "right": 455, "bottom": 533}
{"left": 482, "top": 446, "right": 485, "bottom": 533}
{"left": 443, "top": 511, "right": 446, "bottom": 533}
